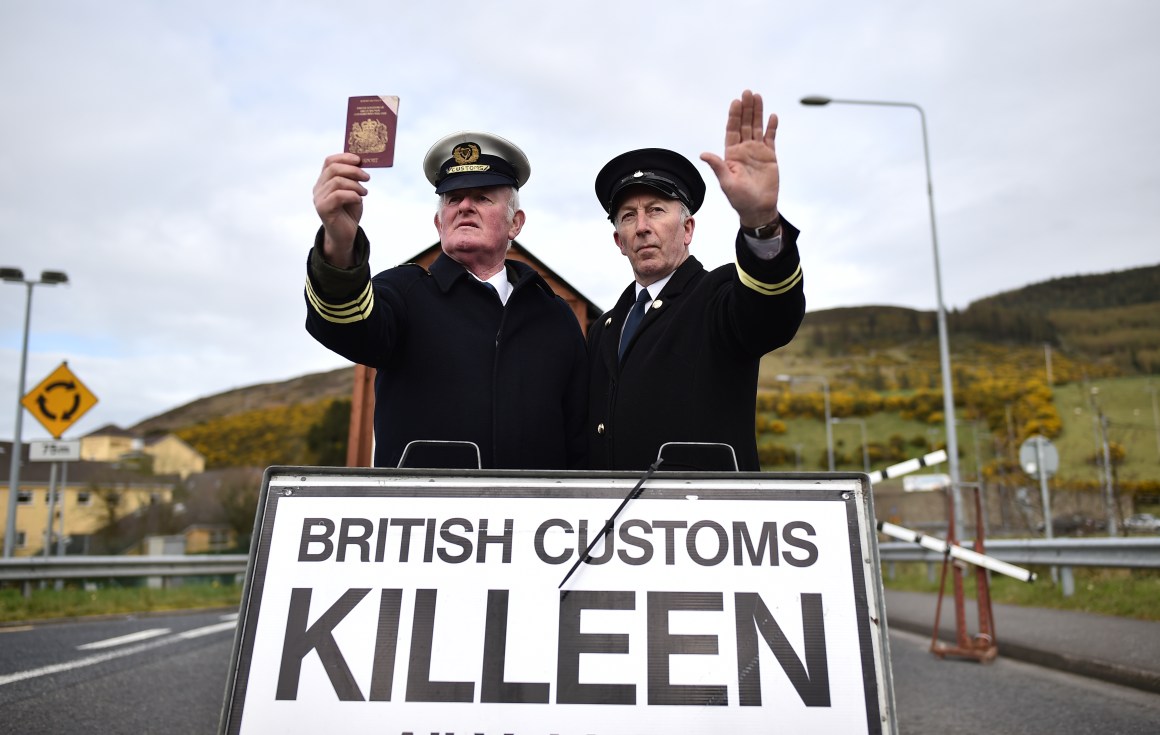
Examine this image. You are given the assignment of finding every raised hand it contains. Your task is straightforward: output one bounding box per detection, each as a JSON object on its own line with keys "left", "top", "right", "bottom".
{"left": 313, "top": 152, "right": 370, "bottom": 267}
{"left": 700, "top": 90, "right": 780, "bottom": 229}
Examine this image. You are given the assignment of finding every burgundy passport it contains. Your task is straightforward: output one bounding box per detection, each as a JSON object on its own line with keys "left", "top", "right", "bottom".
{"left": 344, "top": 96, "right": 399, "bottom": 167}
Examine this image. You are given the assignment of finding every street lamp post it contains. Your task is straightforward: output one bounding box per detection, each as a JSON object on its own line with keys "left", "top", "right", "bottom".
{"left": 832, "top": 417, "right": 870, "bottom": 473}
{"left": 1148, "top": 382, "right": 1160, "bottom": 462}
{"left": 777, "top": 374, "right": 833, "bottom": 471}
{"left": 801, "top": 95, "right": 964, "bottom": 542}
{"left": 3, "top": 267, "right": 69, "bottom": 558}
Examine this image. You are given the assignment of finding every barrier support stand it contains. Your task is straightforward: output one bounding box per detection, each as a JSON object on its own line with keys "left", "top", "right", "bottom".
{"left": 930, "top": 484, "right": 998, "bottom": 663}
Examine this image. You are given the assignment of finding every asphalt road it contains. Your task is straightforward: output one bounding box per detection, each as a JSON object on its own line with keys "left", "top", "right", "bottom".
{"left": 2, "top": 612, "right": 1159, "bottom": 733}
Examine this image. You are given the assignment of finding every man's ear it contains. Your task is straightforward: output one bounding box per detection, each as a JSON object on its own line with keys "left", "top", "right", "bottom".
{"left": 507, "top": 209, "right": 526, "bottom": 240}
{"left": 614, "top": 230, "right": 628, "bottom": 256}
{"left": 684, "top": 215, "right": 695, "bottom": 246}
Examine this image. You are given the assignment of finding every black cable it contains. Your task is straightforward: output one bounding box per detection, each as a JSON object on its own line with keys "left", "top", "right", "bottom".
{"left": 557, "top": 458, "right": 664, "bottom": 592}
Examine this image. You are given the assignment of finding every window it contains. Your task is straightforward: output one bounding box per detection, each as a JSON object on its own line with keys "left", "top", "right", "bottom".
{"left": 44, "top": 490, "right": 62, "bottom": 505}
{"left": 17, "top": 490, "right": 33, "bottom": 505}
{"left": 15, "top": 531, "right": 26, "bottom": 548}
{"left": 77, "top": 491, "right": 92, "bottom": 506}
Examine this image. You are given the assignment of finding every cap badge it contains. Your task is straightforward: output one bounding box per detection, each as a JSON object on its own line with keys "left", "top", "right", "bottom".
{"left": 453, "top": 142, "right": 481, "bottom": 165}
{"left": 633, "top": 170, "right": 645, "bottom": 178}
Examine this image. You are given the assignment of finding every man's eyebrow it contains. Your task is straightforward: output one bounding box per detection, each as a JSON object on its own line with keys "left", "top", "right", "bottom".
{"left": 618, "top": 198, "right": 667, "bottom": 213}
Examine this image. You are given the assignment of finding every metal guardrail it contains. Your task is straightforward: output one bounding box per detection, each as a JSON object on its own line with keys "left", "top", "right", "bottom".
{"left": 879, "top": 537, "right": 1160, "bottom": 569}
{"left": 2, "top": 538, "right": 1157, "bottom": 586}
{"left": 0, "top": 554, "right": 249, "bottom": 584}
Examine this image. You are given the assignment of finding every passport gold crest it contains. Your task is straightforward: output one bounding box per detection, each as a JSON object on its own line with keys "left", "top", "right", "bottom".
{"left": 347, "top": 119, "right": 390, "bottom": 154}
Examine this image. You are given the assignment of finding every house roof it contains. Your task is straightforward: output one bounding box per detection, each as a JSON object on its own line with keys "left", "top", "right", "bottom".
{"left": 83, "top": 423, "right": 136, "bottom": 438}
{"left": 0, "top": 441, "right": 180, "bottom": 487}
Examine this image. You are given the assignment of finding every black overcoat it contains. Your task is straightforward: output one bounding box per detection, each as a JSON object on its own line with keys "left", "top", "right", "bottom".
{"left": 306, "top": 229, "right": 587, "bottom": 469}
{"left": 587, "top": 223, "right": 805, "bottom": 471}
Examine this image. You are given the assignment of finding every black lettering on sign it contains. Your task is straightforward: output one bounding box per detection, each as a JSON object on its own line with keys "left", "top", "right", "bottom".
{"left": 298, "top": 518, "right": 334, "bottom": 561}
{"left": 369, "top": 588, "right": 403, "bottom": 701}
{"left": 617, "top": 519, "right": 653, "bottom": 565}
{"left": 276, "top": 587, "right": 370, "bottom": 700}
{"left": 438, "top": 518, "right": 474, "bottom": 563}
{"left": 556, "top": 590, "right": 635, "bottom": 704}
{"left": 406, "top": 589, "right": 474, "bottom": 702}
{"left": 477, "top": 519, "right": 514, "bottom": 563}
{"left": 733, "top": 521, "right": 778, "bottom": 566}
{"left": 646, "top": 591, "right": 727, "bottom": 705}
{"left": 481, "top": 590, "right": 550, "bottom": 703}
{"left": 782, "top": 521, "right": 819, "bottom": 567}
{"left": 686, "top": 521, "right": 728, "bottom": 566}
{"left": 734, "top": 592, "right": 830, "bottom": 707}
{"left": 337, "top": 517, "right": 373, "bottom": 562}
{"left": 534, "top": 518, "right": 573, "bottom": 564}
{"left": 576, "top": 520, "right": 614, "bottom": 565}
{"left": 391, "top": 518, "right": 425, "bottom": 562}
{"left": 651, "top": 520, "right": 685, "bottom": 564}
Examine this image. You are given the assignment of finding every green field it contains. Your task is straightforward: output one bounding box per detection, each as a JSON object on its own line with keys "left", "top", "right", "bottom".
{"left": 882, "top": 563, "right": 1160, "bottom": 622}
{"left": 0, "top": 582, "right": 242, "bottom": 623}
{"left": 760, "top": 374, "right": 1160, "bottom": 496}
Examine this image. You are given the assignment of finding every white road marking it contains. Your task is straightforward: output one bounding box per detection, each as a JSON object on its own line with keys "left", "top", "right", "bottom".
{"left": 77, "top": 628, "right": 171, "bottom": 650}
{"left": 0, "top": 620, "right": 237, "bottom": 687}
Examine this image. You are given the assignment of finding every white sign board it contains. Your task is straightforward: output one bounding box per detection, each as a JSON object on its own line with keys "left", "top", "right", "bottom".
{"left": 221, "top": 469, "right": 895, "bottom": 734}
{"left": 29, "top": 439, "right": 81, "bottom": 462}
{"left": 902, "top": 473, "right": 951, "bottom": 492}
{"left": 1019, "top": 435, "right": 1059, "bottom": 478}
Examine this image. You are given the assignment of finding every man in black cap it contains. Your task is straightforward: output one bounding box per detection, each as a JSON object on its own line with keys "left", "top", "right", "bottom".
{"left": 306, "top": 132, "right": 587, "bottom": 469}
{"left": 588, "top": 90, "right": 805, "bottom": 471}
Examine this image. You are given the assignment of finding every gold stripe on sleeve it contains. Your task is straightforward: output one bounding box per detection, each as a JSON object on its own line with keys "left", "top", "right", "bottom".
{"left": 736, "top": 262, "right": 803, "bottom": 296}
{"left": 305, "top": 279, "right": 374, "bottom": 323}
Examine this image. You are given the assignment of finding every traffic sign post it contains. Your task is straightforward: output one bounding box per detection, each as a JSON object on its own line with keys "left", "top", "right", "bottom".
{"left": 29, "top": 440, "right": 81, "bottom": 558}
{"left": 29, "top": 439, "right": 82, "bottom": 462}
{"left": 1019, "top": 435, "right": 1058, "bottom": 539}
{"left": 20, "top": 362, "right": 98, "bottom": 439}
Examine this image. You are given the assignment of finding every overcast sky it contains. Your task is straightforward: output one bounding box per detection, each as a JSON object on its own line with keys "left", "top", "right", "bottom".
{"left": 2, "top": 0, "right": 1157, "bottom": 441}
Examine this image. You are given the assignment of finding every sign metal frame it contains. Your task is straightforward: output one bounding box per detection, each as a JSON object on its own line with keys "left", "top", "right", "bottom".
{"left": 220, "top": 467, "right": 896, "bottom": 734}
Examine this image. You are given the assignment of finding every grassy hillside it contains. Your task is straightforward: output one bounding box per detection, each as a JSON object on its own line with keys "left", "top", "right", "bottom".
{"left": 133, "top": 367, "right": 352, "bottom": 436}
{"left": 130, "top": 265, "right": 1159, "bottom": 497}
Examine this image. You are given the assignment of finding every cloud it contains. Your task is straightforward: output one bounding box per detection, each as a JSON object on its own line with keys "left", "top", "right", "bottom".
{"left": 2, "top": 0, "right": 1158, "bottom": 438}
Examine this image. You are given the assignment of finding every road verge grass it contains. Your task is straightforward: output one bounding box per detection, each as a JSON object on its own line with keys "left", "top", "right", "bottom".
{"left": 0, "top": 581, "right": 242, "bottom": 623}
{"left": 882, "top": 563, "right": 1160, "bottom": 621}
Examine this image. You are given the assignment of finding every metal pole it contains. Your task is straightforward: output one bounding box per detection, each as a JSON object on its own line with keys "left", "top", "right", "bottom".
{"left": 1098, "top": 412, "right": 1118, "bottom": 536}
{"left": 4, "top": 282, "right": 34, "bottom": 558}
{"left": 43, "top": 462, "right": 58, "bottom": 557}
{"left": 823, "top": 379, "right": 834, "bottom": 471}
{"left": 56, "top": 462, "right": 68, "bottom": 556}
{"left": 778, "top": 374, "right": 834, "bottom": 471}
{"left": 833, "top": 417, "right": 870, "bottom": 473}
{"left": 801, "top": 97, "right": 962, "bottom": 541}
{"left": 1149, "top": 383, "right": 1160, "bottom": 462}
{"left": 915, "top": 103, "right": 965, "bottom": 544}
{"left": 859, "top": 419, "right": 870, "bottom": 474}
{"left": 1035, "top": 438, "right": 1052, "bottom": 540}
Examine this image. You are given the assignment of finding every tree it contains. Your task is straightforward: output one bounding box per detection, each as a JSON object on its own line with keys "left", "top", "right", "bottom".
{"left": 306, "top": 399, "right": 352, "bottom": 466}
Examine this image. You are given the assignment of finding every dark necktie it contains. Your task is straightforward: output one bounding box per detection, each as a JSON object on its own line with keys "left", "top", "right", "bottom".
{"left": 618, "top": 288, "right": 651, "bottom": 361}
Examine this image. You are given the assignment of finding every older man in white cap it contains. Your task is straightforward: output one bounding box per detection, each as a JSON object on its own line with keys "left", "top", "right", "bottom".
{"left": 306, "top": 133, "right": 587, "bottom": 469}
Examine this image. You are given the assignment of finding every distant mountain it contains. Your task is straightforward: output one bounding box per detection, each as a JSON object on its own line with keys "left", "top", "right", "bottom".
{"left": 132, "top": 367, "right": 353, "bottom": 436}
{"left": 130, "top": 262, "right": 1159, "bottom": 467}
{"left": 969, "top": 263, "right": 1160, "bottom": 312}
